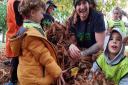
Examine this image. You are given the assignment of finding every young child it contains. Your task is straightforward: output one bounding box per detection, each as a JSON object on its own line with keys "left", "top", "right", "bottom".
{"left": 107, "top": 7, "right": 126, "bottom": 33}
{"left": 91, "top": 28, "right": 128, "bottom": 85}
{"left": 10, "top": 0, "right": 62, "bottom": 85}
{"left": 40, "top": 0, "right": 57, "bottom": 30}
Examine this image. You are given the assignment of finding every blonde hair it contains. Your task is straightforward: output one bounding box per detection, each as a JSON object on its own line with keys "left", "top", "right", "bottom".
{"left": 19, "top": 0, "right": 45, "bottom": 17}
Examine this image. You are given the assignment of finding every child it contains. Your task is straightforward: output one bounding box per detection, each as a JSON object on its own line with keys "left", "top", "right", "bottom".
{"left": 10, "top": 0, "right": 62, "bottom": 85}
{"left": 91, "top": 28, "right": 128, "bottom": 85}
{"left": 40, "top": 1, "right": 57, "bottom": 30}
{"left": 107, "top": 7, "right": 126, "bottom": 33}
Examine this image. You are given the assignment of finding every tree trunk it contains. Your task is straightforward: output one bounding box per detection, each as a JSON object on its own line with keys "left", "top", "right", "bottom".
{"left": 2, "top": 30, "right": 5, "bottom": 43}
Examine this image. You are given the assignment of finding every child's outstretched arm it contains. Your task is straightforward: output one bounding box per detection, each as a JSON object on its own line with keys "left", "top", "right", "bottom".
{"left": 119, "top": 75, "right": 128, "bottom": 85}
{"left": 91, "top": 62, "right": 101, "bottom": 72}
{"left": 88, "top": 62, "right": 101, "bottom": 79}
{"left": 26, "top": 36, "right": 62, "bottom": 78}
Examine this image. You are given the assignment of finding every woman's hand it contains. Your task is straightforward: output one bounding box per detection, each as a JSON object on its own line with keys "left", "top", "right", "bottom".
{"left": 69, "top": 44, "right": 81, "bottom": 59}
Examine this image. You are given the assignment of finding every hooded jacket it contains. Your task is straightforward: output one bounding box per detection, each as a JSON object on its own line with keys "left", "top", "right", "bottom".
{"left": 6, "top": 0, "right": 23, "bottom": 57}
{"left": 10, "top": 20, "right": 62, "bottom": 85}
{"left": 91, "top": 28, "right": 128, "bottom": 85}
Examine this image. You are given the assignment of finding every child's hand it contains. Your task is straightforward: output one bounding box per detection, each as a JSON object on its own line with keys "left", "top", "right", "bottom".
{"left": 58, "top": 70, "right": 68, "bottom": 85}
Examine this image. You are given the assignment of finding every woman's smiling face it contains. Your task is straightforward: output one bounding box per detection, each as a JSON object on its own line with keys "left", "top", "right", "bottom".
{"left": 75, "top": 0, "right": 89, "bottom": 21}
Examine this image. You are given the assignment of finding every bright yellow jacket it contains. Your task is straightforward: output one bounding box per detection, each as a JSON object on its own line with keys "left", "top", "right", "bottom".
{"left": 97, "top": 54, "right": 128, "bottom": 84}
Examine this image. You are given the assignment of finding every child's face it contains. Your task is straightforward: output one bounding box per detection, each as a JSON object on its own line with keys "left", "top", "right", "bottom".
{"left": 112, "top": 10, "right": 120, "bottom": 20}
{"left": 47, "top": 6, "right": 55, "bottom": 14}
{"left": 108, "top": 32, "right": 122, "bottom": 56}
{"left": 30, "top": 8, "right": 44, "bottom": 23}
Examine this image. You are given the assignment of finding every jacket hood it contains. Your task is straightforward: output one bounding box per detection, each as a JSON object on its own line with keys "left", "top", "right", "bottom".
{"left": 9, "top": 20, "right": 45, "bottom": 56}
{"left": 104, "top": 28, "right": 126, "bottom": 65}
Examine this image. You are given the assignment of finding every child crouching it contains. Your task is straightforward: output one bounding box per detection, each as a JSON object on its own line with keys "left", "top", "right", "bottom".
{"left": 91, "top": 28, "right": 128, "bottom": 85}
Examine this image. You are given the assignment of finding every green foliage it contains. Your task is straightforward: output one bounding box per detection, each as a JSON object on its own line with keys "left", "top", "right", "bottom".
{"left": 0, "top": 0, "right": 7, "bottom": 33}
{"left": 97, "top": 0, "right": 127, "bottom": 13}
{"left": 52, "top": 0, "right": 127, "bottom": 23}
{"left": 53, "top": 0, "right": 73, "bottom": 23}
{"left": 0, "top": 0, "right": 7, "bottom": 42}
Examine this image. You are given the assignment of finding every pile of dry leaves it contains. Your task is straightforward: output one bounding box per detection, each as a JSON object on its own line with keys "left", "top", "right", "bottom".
{"left": 47, "top": 22, "right": 115, "bottom": 85}
{"left": 0, "top": 44, "right": 11, "bottom": 84}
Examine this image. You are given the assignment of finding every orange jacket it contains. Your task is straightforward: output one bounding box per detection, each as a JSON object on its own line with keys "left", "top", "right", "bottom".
{"left": 6, "top": 0, "right": 21, "bottom": 57}
{"left": 10, "top": 28, "right": 62, "bottom": 85}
